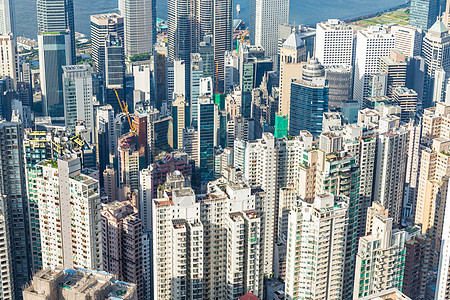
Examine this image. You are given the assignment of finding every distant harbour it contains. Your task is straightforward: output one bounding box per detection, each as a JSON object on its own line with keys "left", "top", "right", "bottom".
{"left": 15, "top": 0, "right": 407, "bottom": 39}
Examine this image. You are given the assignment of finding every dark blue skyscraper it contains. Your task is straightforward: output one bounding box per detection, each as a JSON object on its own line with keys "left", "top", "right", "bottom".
{"left": 198, "top": 96, "right": 218, "bottom": 181}
{"left": 289, "top": 58, "right": 328, "bottom": 136}
{"left": 410, "top": 0, "right": 440, "bottom": 31}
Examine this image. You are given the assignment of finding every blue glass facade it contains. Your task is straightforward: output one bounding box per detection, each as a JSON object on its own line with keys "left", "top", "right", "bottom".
{"left": 289, "top": 80, "right": 328, "bottom": 136}
{"left": 410, "top": 0, "right": 439, "bottom": 31}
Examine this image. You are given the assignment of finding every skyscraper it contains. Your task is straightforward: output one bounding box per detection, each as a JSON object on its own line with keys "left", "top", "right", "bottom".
{"left": 37, "top": 0, "right": 75, "bottom": 61}
{"left": 101, "top": 201, "right": 143, "bottom": 298}
{"left": 0, "top": 0, "right": 14, "bottom": 35}
{"left": 190, "top": 53, "right": 204, "bottom": 126}
{"left": 315, "top": 19, "right": 354, "bottom": 66}
{"left": 213, "top": 0, "right": 232, "bottom": 91}
{"left": 172, "top": 94, "right": 189, "bottom": 149}
{"left": 167, "top": 0, "right": 193, "bottom": 63}
{"left": 391, "top": 25, "right": 423, "bottom": 58}
{"left": 0, "top": 120, "right": 30, "bottom": 300}
{"left": 62, "top": 64, "right": 94, "bottom": 141}
{"left": 289, "top": 59, "right": 329, "bottom": 136}
{"left": 104, "top": 33, "right": 125, "bottom": 113}
{"left": 198, "top": 96, "right": 218, "bottom": 181}
{"left": 0, "top": 195, "right": 13, "bottom": 300}
{"left": 353, "top": 212, "right": 406, "bottom": 298}
{"left": 374, "top": 122, "right": 409, "bottom": 227}
{"left": 31, "top": 156, "right": 102, "bottom": 270}
{"left": 0, "top": 34, "right": 17, "bottom": 90}
{"left": 410, "top": 0, "right": 439, "bottom": 31}
{"left": 421, "top": 19, "right": 450, "bottom": 108}
{"left": 90, "top": 13, "right": 124, "bottom": 73}
{"left": 278, "top": 31, "right": 306, "bottom": 117}
{"left": 353, "top": 26, "right": 395, "bottom": 104}
{"left": 119, "top": 0, "right": 156, "bottom": 57}
{"left": 250, "top": 0, "right": 289, "bottom": 67}
{"left": 38, "top": 31, "right": 72, "bottom": 118}
{"left": 284, "top": 194, "right": 348, "bottom": 300}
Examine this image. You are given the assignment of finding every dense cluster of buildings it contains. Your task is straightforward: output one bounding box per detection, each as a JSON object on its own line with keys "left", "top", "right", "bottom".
{"left": 0, "top": 0, "right": 450, "bottom": 299}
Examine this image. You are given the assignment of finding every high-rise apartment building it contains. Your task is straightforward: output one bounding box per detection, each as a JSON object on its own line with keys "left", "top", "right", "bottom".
{"left": 90, "top": 13, "right": 124, "bottom": 73}
{"left": 62, "top": 64, "right": 94, "bottom": 141}
{"left": 152, "top": 176, "right": 265, "bottom": 299}
{"left": 353, "top": 26, "right": 395, "bottom": 104}
{"left": 29, "top": 156, "right": 102, "bottom": 270}
{"left": 38, "top": 31, "right": 72, "bottom": 117}
{"left": 410, "top": 0, "right": 439, "bottom": 31}
{"left": 315, "top": 19, "right": 354, "bottom": 66}
{"left": 101, "top": 201, "right": 143, "bottom": 299}
{"left": 37, "top": 0, "right": 75, "bottom": 61}
{"left": 374, "top": 121, "right": 409, "bottom": 227}
{"left": 354, "top": 212, "right": 406, "bottom": 298}
{"left": 0, "top": 0, "right": 13, "bottom": 35}
{"left": 118, "top": 0, "right": 156, "bottom": 57}
{"left": 391, "top": 25, "right": 422, "bottom": 57}
{"left": 250, "top": 0, "right": 289, "bottom": 67}
{"left": 284, "top": 194, "right": 348, "bottom": 300}
{"left": 402, "top": 228, "right": 431, "bottom": 300}
{"left": 0, "top": 195, "right": 14, "bottom": 300}
{"left": 422, "top": 19, "right": 450, "bottom": 108}
{"left": 0, "top": 120, "right": 31, "bottom": 299}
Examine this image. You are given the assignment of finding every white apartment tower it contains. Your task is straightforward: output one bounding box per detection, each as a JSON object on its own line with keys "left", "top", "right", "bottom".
{"left": 243, "top": 133, "right": 278, "bottom": 275}
{"left": 0, "top": 34, "right": 16, "bottom": 90}
{"left": 373, "top": 120, "right": 409, "bottom": 227}
{"left": 152, "top": 178, "right": 265, "bottom": 299}
{"left": 284, "top": 194, "right": 348, "bottom": 300}
{"left": 315, "top": 19, "right": 354, "bottom": 66}
{"left": 119, "top": 0, "right": 155, "bottom": 57}
{"left": 32, "top": 156, "right": 102, "bottom": 270}
{"left": 353, "top": 213, "right": 406, "bottom": 298}
{"left": 62, "top": 64, "right": 94, "bottom": 142}
{"left": 353, "top": 26, "right": 395, "bottom": 104}
{"left": 391, "top": 25, "right": 422, "bottom": 58}
{"left": 250, "top": 0, "right": 289, "bottom": 65}
{"left": 0, "top": 0, "right": 13, "bottom": 35}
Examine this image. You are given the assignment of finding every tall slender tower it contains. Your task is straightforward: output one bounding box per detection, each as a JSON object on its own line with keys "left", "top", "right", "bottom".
{"left": 213, "top": 0, "right": 232, "bottom": 92}
{"left": 90, "top": 13, "right": 124, "bottom": 73}
{"left": 0, "top": 0, "right": 14, "bottom": 35}
{"left": 118, "top": 0, "right": 156, "bottom": 57}
{"left": 37, "top": 0, "right": 75, "bottom": 61}
{"left": 0, "top": 120, "right": 31, "bottom": 300}
{"left": 250, "top": 0, "right": 289, "bottom": 68}
{"left": 422, "top": 19, "right": 450, "bottom": 108}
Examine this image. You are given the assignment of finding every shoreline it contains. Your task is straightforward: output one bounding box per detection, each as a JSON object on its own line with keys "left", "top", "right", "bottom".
{"left": 343, "top": 1, "right": 410, "bottom": 24}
